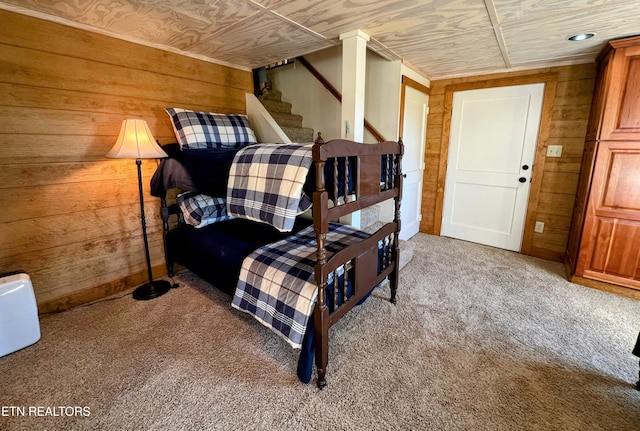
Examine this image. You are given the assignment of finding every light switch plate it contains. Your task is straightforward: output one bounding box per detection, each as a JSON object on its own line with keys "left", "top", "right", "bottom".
{"left": 534, "top": 221, "right": 545, "bottom": 233}
{"left": 546, "top": 145, "right": 563, "bottom": 157}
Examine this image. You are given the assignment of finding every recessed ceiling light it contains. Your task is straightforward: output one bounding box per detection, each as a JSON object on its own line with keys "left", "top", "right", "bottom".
{"left": 568, "top": 32, "right": 596, "bottom": 41}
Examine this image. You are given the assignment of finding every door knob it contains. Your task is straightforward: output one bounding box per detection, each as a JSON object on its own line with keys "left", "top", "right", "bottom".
{"left": 522, "top": 164, "right": 529, "bottom": 170}
{"left": 519, "top": 177, "right": 526, "bottom": 183}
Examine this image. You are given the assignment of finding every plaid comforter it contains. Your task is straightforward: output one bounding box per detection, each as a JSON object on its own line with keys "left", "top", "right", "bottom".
{"left": 226, "top": 143, "right": 314, "bottom": 232}
{"left": 231, "top": 223, "right": 371, "bottom": 349}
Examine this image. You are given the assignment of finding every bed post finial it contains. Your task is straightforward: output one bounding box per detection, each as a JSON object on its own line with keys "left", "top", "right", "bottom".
{"left": 315, "top": 132, "right": 325, "bottom": 145}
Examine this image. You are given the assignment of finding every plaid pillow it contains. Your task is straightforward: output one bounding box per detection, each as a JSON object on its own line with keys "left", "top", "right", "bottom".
{"left": 177, "top": 192, "right": 233, "bottom": 228}
{"left": 166, "top": 108, "right": 257, "bottom": 150}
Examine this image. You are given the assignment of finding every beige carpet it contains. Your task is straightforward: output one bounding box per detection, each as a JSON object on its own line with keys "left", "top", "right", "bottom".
{"left": 1, "top": 233, "right": 639, "bottom": 430}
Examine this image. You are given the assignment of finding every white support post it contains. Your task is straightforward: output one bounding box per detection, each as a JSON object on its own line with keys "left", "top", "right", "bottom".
{"left": 340, "top": 29, "right": 369, "bottom": 142}
{"left": 339, "top": 30, "right": 369, "bottom": 228}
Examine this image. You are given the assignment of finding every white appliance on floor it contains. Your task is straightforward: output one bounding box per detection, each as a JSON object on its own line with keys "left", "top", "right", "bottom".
{"left": 0, "top": 273, "right": 40, "bottom": 357}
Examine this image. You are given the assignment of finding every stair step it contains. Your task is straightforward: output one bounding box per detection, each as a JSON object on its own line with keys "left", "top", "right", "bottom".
{"left": 260, "top": 99, "right": 292, "bottom": 115}
{"left": 259, "top": 87, "right": 313, "bottom": 143}
{"left": 282, "top": 126, "right": 314, "bottom": 143}
{"left": 270, "top": 112, "right": 304, "bottom": 128}
{"left": 360, "top": 205, "right": 381, "bottom": 230}
{"left": 259, "top": 89, "right": 283, "bottom": 102}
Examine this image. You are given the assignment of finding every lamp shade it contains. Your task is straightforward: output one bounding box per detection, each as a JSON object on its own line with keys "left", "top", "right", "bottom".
{"left": 106, "top": 119, "right": 168, "bottom": 159}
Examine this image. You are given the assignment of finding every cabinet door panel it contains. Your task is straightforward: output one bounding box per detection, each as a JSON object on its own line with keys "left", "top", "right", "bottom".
{"left": 618, "top": 56, "right": 640, "bottom": 130}
{"left": 602, "top": 151, "right": 640, "bottom": 209}
{"left": 590, "top": 218, "right": 640, "bottom": 278}
{"left": 576, "top": 141, "right": 640, "bottom": 289}
{"left": 600, "top": 45, "right": 640, "bottom": 140}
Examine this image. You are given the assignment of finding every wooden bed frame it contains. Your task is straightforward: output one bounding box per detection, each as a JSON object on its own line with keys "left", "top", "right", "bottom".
{"left": 310, "top": 139, "right": 403, "bottom": 387}
{"left": 159, "top": 138, "right": 404, "bottom": 387}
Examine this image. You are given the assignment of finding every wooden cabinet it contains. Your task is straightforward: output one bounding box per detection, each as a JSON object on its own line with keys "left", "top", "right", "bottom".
{"left": 566, "top": 36, "right": 640, "bottom": 295}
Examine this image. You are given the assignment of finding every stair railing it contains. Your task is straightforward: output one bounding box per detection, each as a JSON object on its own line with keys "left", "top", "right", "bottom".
{"left": 296, "top": 56, "right": 388, "bottom": 143}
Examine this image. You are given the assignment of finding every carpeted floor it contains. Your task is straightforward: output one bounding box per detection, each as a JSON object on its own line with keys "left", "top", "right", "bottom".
{"left": 1, "top": 233, "right": 639, "bottom": 430}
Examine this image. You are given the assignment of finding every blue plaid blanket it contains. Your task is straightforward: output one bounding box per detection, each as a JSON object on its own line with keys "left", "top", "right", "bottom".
{"left": 226, "top": 143, "right": 314, "bottom": 232}
{"left": 231, "top": 223, "right": 371, "bottom": 349}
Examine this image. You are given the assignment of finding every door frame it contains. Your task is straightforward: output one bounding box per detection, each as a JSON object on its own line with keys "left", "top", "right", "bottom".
{"left": 433, "top": 73, "right": 558, "bottom": 255}
{"left": 399, "top": 76, "right": 431, "bottom": 134}
{"left": 398, "top": 76, "right": 430, "bottom": 238}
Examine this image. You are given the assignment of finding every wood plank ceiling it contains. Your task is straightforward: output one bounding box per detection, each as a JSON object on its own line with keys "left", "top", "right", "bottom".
{"left": 1, "top": 0, "right": 639, "bottom": 79}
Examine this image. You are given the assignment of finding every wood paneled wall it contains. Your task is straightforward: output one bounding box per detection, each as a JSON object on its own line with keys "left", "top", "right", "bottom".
{"left": 422, "top": 64, "right": 597, "bottom": 261}
{"left": 0, "top": 10, "right": 252, "bottom": 313}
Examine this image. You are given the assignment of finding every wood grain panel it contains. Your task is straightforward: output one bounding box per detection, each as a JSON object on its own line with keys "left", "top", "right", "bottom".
{"left": 1, "top": 235, "right": 165, "bottom": 304}
{"left": 543, "top": 159, "right": 582, "bottom": 174}
{"left": 553, "top": 79, "right": 598, "bottom": 106}
{"left": 590, "top": 220, "right": 633, "bottom": 276}
{"left": 276, "top": 1, "right": 490, "bottom": 41}
{"left": 0, "top": 9, "right": 252, "bottom": 310}
{"left": 0, "top": 161, "right": 137, "bottom": 188}
{"left": 423, "top": 64, "right": 597, "bottom": 259}
{"left": 537, "top": 191, "right": 576, "bottom": 215}
{"left": 601, "top": 151, "right": 640, "bottom": 210}
{"left": 552, "top": 104, "right": 592, "bottom": 121}
{"left": 0, "top": 83, "right": 242, "bottom": 122}
{"left": 0, "top": 135, "right": 140, "bottom": 164}
{"left": 532, "top": 233, "right": 570, "bottom": 253}
{"left": 599, "top": 39, "right": 640, "bottom": 140}
{"left": 0, "top": 46, "right": 247, "bottom": 113}
{"left": 540, "top": 171, "right": 580, "bottom": 196}
{"left": 0, "top": 203, "right": 162, "bottom": 260}
{"left": 619, "top": 56, "right": 640, "bottom": 130}
{"left": 0, "top": 179, "right": 144, "bottom": 222}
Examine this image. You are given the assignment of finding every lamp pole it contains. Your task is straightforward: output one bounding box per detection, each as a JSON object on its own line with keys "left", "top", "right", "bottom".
{"left": 132, "top": 158, "right": 172, "bottom": 300}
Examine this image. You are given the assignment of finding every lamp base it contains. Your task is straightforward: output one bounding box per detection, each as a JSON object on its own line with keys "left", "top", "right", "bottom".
{"left": 132, "top": 280, "right": 172, "bottom": 301}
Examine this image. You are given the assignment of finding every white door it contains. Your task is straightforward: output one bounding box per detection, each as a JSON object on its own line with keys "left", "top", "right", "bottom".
{"left": 399, "top": 85, "right": 428, "bottom": 240}
{"left": 441, "top": 83, "right": 544, "bottom": 251}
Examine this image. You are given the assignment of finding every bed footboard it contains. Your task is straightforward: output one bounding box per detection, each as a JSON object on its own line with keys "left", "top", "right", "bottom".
{"left": 312, "top": 139, "right": 403, "bottom": 388}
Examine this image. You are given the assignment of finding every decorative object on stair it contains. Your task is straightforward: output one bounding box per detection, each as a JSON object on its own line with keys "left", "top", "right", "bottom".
{"left": 106, "top": 119, "right": 173, "bottom": 301}
{"left": 254, "top": 66, "right": 269, "bottom": 98}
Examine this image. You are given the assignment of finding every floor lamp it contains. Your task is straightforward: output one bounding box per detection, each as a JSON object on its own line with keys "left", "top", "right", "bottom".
{"left": 106, "top": 119, "right": 172, "bottom": 300}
